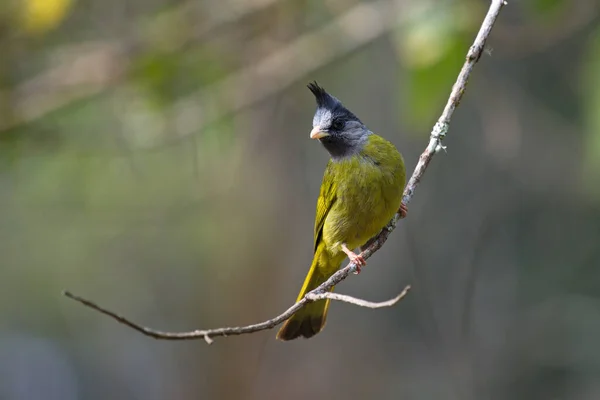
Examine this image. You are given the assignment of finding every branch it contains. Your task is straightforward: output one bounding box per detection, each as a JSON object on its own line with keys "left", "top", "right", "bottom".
{"left": 305, "top": 287, "right": 411, "bottom": 309}
{"left": 63, "top": 286, "right": 411, "bottom": 344}
{"left": 63, "top": 0, "right": 507, "bottom": 343}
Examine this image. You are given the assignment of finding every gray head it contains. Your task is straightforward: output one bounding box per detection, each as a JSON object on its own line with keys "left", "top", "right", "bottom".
{"left": 307, "top": 82, "right": 370, "bottom": 159}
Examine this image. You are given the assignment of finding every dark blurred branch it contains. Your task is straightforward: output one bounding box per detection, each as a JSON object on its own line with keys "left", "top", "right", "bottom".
{"left": 64, "top": 0, "right": 507, "bottom": 342}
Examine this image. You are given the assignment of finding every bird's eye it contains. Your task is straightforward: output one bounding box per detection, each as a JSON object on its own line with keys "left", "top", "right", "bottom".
{"left": 331, "top": 119, "right": 344, "bottom": 131}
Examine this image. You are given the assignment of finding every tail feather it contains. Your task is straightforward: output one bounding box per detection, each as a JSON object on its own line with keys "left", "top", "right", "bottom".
{"left": 276, "top": 247, "right": 341, "bottom": 341}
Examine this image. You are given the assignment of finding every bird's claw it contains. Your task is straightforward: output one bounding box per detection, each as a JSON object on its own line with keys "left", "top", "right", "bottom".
{"left": 341, "top": 243, "right": 366, "bottom": 274}
{"left": 399, "top": 203, "right": 408, "bottom": 219}
{"left": 348, "top": 253, "right": 366, "bottom": 274}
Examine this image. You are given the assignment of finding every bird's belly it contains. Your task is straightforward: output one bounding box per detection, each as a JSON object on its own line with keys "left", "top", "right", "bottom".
{"left": 322, "top": 170, "right": 402, "bottom": 255}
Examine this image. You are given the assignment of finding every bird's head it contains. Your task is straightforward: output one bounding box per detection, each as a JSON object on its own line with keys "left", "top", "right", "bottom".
{"left": 307, "top": 82, "right": 370, "bottom": 158}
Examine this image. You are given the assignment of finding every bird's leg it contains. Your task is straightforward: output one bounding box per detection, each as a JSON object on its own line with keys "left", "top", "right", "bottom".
{"left": 341, "top": 243, "right": 366, "bottom": 274}
{"left": 399, "top": 203, "right": 408, "bottom": 219}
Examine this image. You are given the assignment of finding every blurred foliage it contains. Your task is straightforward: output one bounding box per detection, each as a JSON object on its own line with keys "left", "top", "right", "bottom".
{"left": 582, "top": 26, "right": 600, "bottom": 199}
{"left": 131, "top": 44, "right": 232, "bottom": 107}
{"left": 20, "top": 0, "right": 74, "bottom": 35}
{"left": 527, "top": 0, "right": 564, "bottom": 20}
{"left": 396, "top": 1, "right": 480, "bottom": 128}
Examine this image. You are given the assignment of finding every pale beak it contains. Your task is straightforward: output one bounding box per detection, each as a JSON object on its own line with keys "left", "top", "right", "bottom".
{"left": 310, "top": 126, "right": 329, "bottom": 139}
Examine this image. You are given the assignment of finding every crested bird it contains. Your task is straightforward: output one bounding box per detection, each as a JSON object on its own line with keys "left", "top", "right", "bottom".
{"left": 276, "top": 82, "right": 407, "bottom": 340}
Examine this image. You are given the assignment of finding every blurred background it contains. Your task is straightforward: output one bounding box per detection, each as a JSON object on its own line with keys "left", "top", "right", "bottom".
{"left": 1, "top": 0, "right": 599, "bottom": 399}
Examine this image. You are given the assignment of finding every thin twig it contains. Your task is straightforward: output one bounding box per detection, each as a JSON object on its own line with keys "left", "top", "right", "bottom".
{"left": 305, "top": 286, "right": 411, "bottom": 308}
{"left": 63, "top": 286, "right": 410, "bottom": 344}
{"left": 63, "top": 0, "right": 507, "bottom": 343}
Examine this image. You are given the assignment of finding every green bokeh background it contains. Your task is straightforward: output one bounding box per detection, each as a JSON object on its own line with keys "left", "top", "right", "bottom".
{"left": 1, "top": 0, "right": 600, "bottom": 399}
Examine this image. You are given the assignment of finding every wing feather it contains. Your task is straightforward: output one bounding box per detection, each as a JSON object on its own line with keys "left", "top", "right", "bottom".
{"left": 313, "top": 160, "right": 337, "bottom": 253}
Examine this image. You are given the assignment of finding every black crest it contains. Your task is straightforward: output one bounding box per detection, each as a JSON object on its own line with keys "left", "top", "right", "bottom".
{"left": 307, "top": 81, "right": 339, "bottom": 110}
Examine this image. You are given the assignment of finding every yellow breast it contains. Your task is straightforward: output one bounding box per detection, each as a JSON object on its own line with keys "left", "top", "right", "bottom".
{"left": 320, "top": 134, "right": 405, "bottom": 256}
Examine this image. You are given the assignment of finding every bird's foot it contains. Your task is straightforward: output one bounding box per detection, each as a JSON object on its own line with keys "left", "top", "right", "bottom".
{"left": 341, "top": 243, "right": 366, "bottom": 274}
{"left": 399, "top": 203, "right": 408, "bottom": 219}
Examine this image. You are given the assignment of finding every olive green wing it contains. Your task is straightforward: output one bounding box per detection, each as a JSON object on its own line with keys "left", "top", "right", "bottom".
{"left": 313, "top": 160, "right": 337, "bottom": 253}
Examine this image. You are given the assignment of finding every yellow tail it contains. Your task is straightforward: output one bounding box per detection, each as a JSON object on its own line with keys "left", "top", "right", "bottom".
{"left": 276, "top": 245, "right": 343, "bottom": 341}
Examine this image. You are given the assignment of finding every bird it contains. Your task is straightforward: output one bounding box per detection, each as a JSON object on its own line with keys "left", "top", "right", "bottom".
{"left": 276, "top": 82, "right": 407, "bottom": 341}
